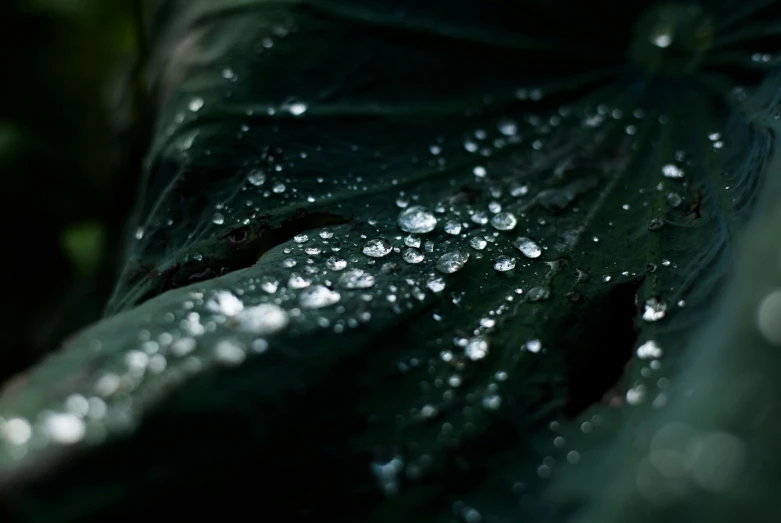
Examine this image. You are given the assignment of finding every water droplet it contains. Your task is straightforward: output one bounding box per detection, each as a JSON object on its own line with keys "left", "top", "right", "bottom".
{"left": 526, "top": 339, "right": 542, "bottom": 353}
{"left": 299, "top": 285, "right": 341, "bottom": 308}
{"left": 205, "top": 290, "right": 244, "bottom": 316}
{"left": 757, "top": 289, "right": 781, "bottom": 345}
{"left": 287, "top": 101, "right": 308, "bottom": 116}
{"left": 473, "top": 166, "right": 487, "bottom": 178}
{"left": 465, "top": 336, "right": 488, "bottom": 360}
{"left": 363, "top": 238, "right": 393, "bottom": 258}
{"left": 491, "top": 212, "right": 518, "bottom": 231}
{"left": 482, "top": 394, "right": 502, "bottom": 410}
{"left": 272, "top": 182, "right": 286, "bottom": 193}
{"left": 402, "top": 248, "right": 424, "bottom": 264}
{"left": 662, "top": 164, "right": 684, "bottom": 179}
{"left": 293, "top": 234, "right": 308, "bottom": 243}
{"left": 444, "top": 221, "right": 462, "bottom": 235}
{"left": 326, "top": 256, "right": 347, "bottom": 271}
{"left": 427, "top": 277, "right": 446, "bottom": 293}
{"left": 470, "top": 236, "right": 487, "bottom": 250}
{"left": 398, "top": 206, "right": 437, "bottom": 234}
{"left": 4, "top": 418, "right": 32, "bottom": 445}
{"left": 642, "top": 297, "right": 667, "bottom": 322}
{"left": 667, "top": 192, "right": 682, "bottom": 207}
{"left": 513, "top": 237, "right": 542, "bottom": 258}
{"left": 436, "top": 251, "right": 469, "bottom": 274}
{"left": 338, "top": 269, "right": 376, "bottom": 289}
{"left": 648, "top": 217, "right": 664, "bottom": 231}
{"left": 212, "top": 212, "right": 225, "bottom": 225}
{"left": 637, "top": 340, "right": 663, "bottom": 359}
{"left": 188, "top": 97, "right": 204, "bottom": 112}
{"left": 235, "top": 304, "right": 289, "bottom": 334}
{"left": 494, "top": 255, "right": 516, "bottom": 271}
{"left": 247, "top": 170, "right": 266, "bottom": 186}
{"left": 527, "top": 286, "right": 551, "bottom": 302}
{"left": 404, "top": 235, "right": 421, "bottom": 248}
{"left": 44, "top": 413, "right": 86, "bottom": 444}
{"left": 214, "top": 340, "right": 246, "bottom": 366}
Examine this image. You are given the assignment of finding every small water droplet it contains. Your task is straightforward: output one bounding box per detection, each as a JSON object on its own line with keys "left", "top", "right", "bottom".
{"left": 205, "top": 290, "right": 244, "bottom": 316}
{"left": 326, "top": 256, "right": 347, "bottom": 271}
{"left": 662, "top": 164, "right": 684, "bottom": 179}
{"left": 402, "top": 248, "right": 424, "bottom": 264}
{"left": 299, "top": 285, "right": 341, "bottom": 308}
{"left": 525, "top": 339, "right": 542, "bottom": 353}
{"left": 648, "top": 217, "right": 664, "bottom": 231}
{"left": 637, "top": 340, "right": 663, "bottom": 359}
{"left": 338, "top": 268, "right": 376, "bottom": 289}
{"left": 642, "top": 297, "right": 667, "bottom": 322}
{"left": 363, "top": 238, "right": 393, "bottom": 258}
{"left": 527, "top": 286, "right": 551, "bottom": 302}
{"left": 247, "top": 170, "right": 266, "bottom": 186}
{"left": 212, "top": 212, "right": 225, "bottom": 225}
{"left": 427, "top": 277, "right": 446, "bottom": 293}
{"left": 235, "top": 304, "right": 289, "bottom": 334}
{"left": 436, "top": 251, "right": 470, "bottom": 274}
{"left": 398, "top": 206, "right": 437, "bottom": 234}
{"left": 470, "top": 236, "right": 487, "bottom": 250}
{"left": 513, "top": 237, "right": 542, "bottom": 258}
{"left": 188, "top": 97, "right": 204, "bottom": 112}
{"left": 465, "top": 336, "right": 488, "bottom": 360}
{"left": 491, "top": 212, "right": 518, "bottom": 231}
{"left": 494, "top": 255, "right": 516, "bottom": 271}
{"left": 444, "top": 221, "right": 462, "bottom": 235}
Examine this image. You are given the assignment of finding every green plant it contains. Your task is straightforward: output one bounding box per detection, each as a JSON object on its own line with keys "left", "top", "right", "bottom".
{"left": 2, "top": 1, "right": 781, "bottom": 521}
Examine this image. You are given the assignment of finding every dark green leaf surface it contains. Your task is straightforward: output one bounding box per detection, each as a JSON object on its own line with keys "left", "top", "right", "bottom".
{"left": 2, "top": 1, "right": 781, "bottom": 521}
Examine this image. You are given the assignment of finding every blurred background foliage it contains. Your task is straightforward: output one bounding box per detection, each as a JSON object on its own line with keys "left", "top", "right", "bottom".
{"left": 0, "top": 0, "right": 148, "bottom": 382}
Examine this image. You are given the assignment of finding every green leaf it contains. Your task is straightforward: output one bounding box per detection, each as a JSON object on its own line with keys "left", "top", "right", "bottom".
{"left": 2, "top": 1, "right": 781, "bottom": 521}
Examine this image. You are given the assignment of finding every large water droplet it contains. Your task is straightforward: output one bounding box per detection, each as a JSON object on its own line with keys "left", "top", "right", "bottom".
{"left": 247, "top": 170, "right": 266, "bottom": 186}
{"left": 436, "top": 251, "right": 470, "bottom": 274}
{"left": 363, "top": 238, "right": 393, "bottom": 258}
{"left": 398, "top": 206, "right": 437, "bottom": 234}
{"left": 513, "top": 237, "right": 542, "bottom": 258}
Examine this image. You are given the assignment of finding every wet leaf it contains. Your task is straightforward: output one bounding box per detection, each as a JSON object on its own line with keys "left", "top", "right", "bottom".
{"left": 3, "top": 1, "right": 781, "bottom": 521}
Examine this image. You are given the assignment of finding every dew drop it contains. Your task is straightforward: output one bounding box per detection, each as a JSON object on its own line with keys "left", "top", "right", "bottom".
{"left": 402, "top": 248, "right": 424, "bottom": 264}
{"left": 637, "top": 340, "right": 663, "bottom": 359}
{"left": 363, "top": 238, "right": 393, "bottom": 258}
{"left": 494, "top": 255, "right": 516, "bottom": 272}
{"left": 44, "top": 413, "right": 86, "bottom": 444}
{"left": 444, "top": 221, "right": 462, "bottom": 235}
{"left": 398, "top": 206, "right": 437, "bottom": 234}
{"left": 212, "top": 212, "right": 225, "bottom": 225}
{"left": 513, "top": 237, "right": 542, "bottom": 258}
{"left": 642, "top": 297, "right": 667, "bottom": 322}
{"left": 326, "top": 256, "right": 347, "bottom": 271}
{"left": 470, "top": 236, "right": 487, "bottom": 250}
{"left": 491, "top": 212, "right": 518, "bottom": 231}
{"left": 662, "top": 164, "right": 684, "bottom": 179}
{"left": 205, "top": 290, "right": 244, "bottom": 316}
{"left": 465, "top": 336, "right": 489, "bottom": 360}
{"left": 757, "top": 289, "right": 781, "bottom": 345}
{"left": 299, "top": 285, "right": 341, "bottom": 308}
{"left": 338, "top": 268, "right": 376, "bottom": 289}
{"left": 247, "top": 170, "right": 266, "bottom": 186}
{"left": 436, "top": 251, "right": 469, "bottom": 274}
{"left": 235, "top": 304, "right": 289, "bottom": 334}
{"left": 427, "top": 277, "right": 446, "bottom": 293}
